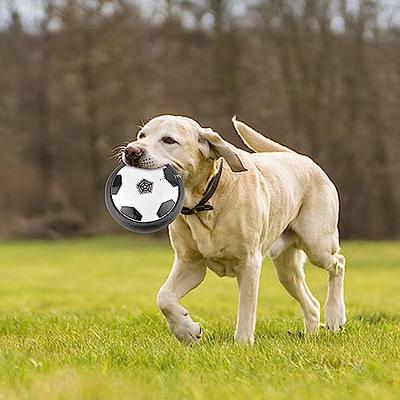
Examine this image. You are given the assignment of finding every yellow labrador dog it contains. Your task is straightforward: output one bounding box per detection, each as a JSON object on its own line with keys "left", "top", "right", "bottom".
{"left": 123, "top": 115, "right": 346, "bottom": 344}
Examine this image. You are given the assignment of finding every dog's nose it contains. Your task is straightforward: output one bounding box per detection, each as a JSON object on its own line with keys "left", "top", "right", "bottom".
{"left": 124, "top": 146, "right": 143, "bottom": 159}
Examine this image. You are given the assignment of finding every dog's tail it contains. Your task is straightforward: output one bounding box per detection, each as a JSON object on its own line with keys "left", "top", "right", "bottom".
{"left": 231, "top": 116, "right": 294, "bottom": 153}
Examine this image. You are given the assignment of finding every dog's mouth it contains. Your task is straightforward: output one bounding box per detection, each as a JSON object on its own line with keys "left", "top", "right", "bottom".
{"left": 120, "top": 148, "right": 185, "bottom": 175}
{"left": 123, "top": 157, "right": 158, "bottom": 169}
{"left": 122, "top": 151, "right": 157, "bottom": 169}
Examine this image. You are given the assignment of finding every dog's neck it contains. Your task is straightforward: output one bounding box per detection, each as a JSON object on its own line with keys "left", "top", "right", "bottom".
{"left": 183, "top": 159, "right": 220, "bottom": 209}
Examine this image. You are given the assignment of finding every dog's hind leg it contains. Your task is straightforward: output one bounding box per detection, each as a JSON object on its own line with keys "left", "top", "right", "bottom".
{"left": 290, "top": 179, "right": 346, "bottom": 332}
{"left": 325, "top": 251, "right": 346, "bottom": 332}
{"left": 302, "top": 239, "right": 346, "bottom": 332}
{"left": 272, "top": 245, "right": 320, "bottom": 333}
{"left": 293, "top": 218, "right": 346, "bottom": 332}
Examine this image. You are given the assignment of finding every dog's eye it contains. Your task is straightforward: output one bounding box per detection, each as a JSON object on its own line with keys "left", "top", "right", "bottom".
{"left": 162, "top": 136, "right": 179, "bottom": 145}
{"left": 137, "top": 133, "right": 146, "bottom": 140}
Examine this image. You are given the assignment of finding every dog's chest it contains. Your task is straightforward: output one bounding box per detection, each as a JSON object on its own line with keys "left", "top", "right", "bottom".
{"left": 186, "top": 215, "right": 227, "bottom": 253}
{"left": 184, "top": 215, "right": 246, "bottom": 277}
{"left": 205, "top": 257, "right": 240, "bottom": 277}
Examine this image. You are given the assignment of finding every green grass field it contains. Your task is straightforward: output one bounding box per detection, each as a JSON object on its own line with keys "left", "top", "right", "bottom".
{"left": 0, "top": 236, "right": 399, "bottom": 399}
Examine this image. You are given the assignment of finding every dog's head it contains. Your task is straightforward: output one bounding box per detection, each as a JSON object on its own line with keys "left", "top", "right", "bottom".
{"left": 122, "top": 115, "right": 247, "bottom": 178}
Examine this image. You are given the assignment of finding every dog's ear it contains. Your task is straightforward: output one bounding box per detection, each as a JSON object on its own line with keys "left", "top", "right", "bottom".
{"left": 199, "top": 128, "right": 247, "bottom": 172}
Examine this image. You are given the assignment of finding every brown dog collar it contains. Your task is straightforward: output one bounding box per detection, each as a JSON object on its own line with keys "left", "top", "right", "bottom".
{"left": 181, "top": 161, "right": 223, "bottom": 215}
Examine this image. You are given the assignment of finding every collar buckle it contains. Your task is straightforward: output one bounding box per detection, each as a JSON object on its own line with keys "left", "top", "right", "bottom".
{"left": 181, "top": 204, "right": 214, "bottom": 215}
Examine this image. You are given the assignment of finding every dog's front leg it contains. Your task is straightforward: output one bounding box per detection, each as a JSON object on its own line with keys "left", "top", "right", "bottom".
{"left": 157, "top": 258, "right": 206, "bottom": 343}
{"left": 235, "top": 260, "right": 262, "bottom": 344}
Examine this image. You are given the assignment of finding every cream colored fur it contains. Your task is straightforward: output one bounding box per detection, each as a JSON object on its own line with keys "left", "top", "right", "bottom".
{"left": 125, "top": 115, "right": 346, "bottom": 344}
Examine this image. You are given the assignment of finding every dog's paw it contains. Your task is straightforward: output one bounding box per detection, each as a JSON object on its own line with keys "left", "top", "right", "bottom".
{"left": 304, "top": 317, "right": 320, "bottom": 334}
{"left": 234, "top": 334, "right": 255, "bottom": 344}
{"left": 325, "top": 302, "right": 346, "bottom": 332}
{"left": 302, "top": 302, "right": 321, "bottom": 334}
{"left": 234, "top": 329, "right": 255, "bottom": 344}
{"left": 170, "top": 318, "right": 202, "bottom": 344}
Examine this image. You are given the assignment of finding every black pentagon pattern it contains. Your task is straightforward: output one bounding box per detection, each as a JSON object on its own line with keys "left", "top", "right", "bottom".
{"left": 136, "top": 178, "right": 153, "bottom": 194}
{"left": 157, "top": 199, "right": 176, "bottom": 218}
{"left": 111, "top": 174, "right": 122, "bottom": 195}
{"left": 163, "top": 167, "right": 178, "bottom": 187}
{"left": 120, "top": 206, "right": 142, "bottom": 221}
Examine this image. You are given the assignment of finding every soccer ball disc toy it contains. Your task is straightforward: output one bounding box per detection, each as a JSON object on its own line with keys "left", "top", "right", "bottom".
{"left": 105, "top": 164, "right": 184, "bottom": 233}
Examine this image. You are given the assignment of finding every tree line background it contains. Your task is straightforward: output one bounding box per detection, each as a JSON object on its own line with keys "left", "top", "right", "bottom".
{"left": 0, "top": 0, "right": 399, "bottom": 239}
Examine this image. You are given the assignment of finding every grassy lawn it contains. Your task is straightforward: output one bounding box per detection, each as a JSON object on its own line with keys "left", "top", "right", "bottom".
{"left": 0, "top": 235, "right": 399, "bottom": 399}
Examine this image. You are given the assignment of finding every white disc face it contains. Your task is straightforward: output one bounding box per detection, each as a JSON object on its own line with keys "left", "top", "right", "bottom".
{"left": 111, "top": 166, "right": 179, "bottom": 223}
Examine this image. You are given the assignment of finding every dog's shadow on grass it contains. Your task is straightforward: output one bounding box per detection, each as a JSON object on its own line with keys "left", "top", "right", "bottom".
{"left": 203, "top": 319, "right": 308, "bottom": 345}
{"left": 200, "top": 312, "right": 400, "bottom": 345}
